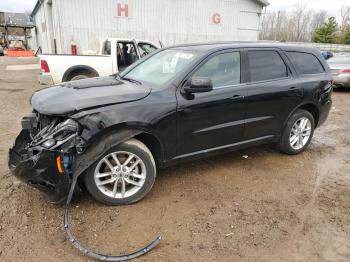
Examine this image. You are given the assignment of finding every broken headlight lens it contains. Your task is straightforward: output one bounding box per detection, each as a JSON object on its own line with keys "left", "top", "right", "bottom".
{"left": 31, "top": 119, "right": 80, "bottom": 150}
{"left": 42, "top": 138, "right": 56, "bottom": 148}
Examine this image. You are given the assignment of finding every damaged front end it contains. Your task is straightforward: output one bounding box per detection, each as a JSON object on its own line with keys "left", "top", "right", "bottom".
{"left": 8, "top": 113, "right": 162, "bottom": 261}
{"left": 8, "top": 113, "right": 85, "bottom": 204}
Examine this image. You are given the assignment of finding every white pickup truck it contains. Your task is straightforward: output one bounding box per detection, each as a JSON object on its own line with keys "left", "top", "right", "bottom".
{"left": 39, "top": 38, "right": 160, "bottom": 84}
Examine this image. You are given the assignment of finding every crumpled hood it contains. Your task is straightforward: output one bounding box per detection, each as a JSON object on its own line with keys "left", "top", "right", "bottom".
{"left": 31, "top": 76, "right": 152, "bottom": 115}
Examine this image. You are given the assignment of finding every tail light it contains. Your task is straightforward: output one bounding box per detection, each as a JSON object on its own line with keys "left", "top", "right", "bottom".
{"left": 41, "top": 60, "right": 50, "bottom": 73}
{"left": 341, "top": 69, "right": 350, "bottom": 73}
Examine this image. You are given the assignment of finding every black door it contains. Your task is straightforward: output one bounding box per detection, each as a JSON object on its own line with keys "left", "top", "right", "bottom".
{"left": 243, "top": 49, "right": 303, "bottom": 140}
{"left": 176, "top": 50, "right": 247, "bottom": 157}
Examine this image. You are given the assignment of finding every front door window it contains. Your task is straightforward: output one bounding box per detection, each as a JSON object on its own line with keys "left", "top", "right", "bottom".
{"left": 193, "top": 52, "right": 241, "bottom": 88}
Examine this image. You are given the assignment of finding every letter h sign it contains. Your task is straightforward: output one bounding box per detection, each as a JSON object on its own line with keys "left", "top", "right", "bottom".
{"left": 116, "top": 2, "right": 129, "bottom": 18}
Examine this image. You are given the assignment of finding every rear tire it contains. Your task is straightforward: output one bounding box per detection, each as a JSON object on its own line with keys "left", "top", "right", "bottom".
{"left": 70, "top": 74, "right": 89, "bottom": 81}
{"left": 279, "top": 109, "right": 315, "bottom": 155}
{"left": 84, "top": 139, "right": 156, "bottom": 205}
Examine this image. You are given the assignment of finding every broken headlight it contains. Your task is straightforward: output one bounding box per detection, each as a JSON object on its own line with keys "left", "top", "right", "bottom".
{"left": 30, "top": 119, "right": 80, "bottom": 150}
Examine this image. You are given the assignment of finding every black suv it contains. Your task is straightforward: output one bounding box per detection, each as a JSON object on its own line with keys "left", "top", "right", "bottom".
{"left": 9, "top": 43, "right": 333, "bottom": 205}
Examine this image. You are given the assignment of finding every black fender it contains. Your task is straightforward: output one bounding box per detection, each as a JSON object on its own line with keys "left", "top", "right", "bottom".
{"left": 72, "top": 129, "right": 142, "bottom": 177}
{"left": 62, "top": 65, "right": 99, "bottom": 82}
{"left": 281, "top": 101, "right": 319, "bottom": 133}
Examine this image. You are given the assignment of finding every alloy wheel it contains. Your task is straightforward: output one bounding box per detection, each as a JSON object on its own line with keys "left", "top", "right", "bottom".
{"left": 289, "top": 117, "right": 312, "bottom": 150}
{"left": 94, "top": 151, "right": 146, "bottom": 199}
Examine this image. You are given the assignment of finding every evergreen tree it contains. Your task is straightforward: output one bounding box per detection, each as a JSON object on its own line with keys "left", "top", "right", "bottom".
{"left": 343, "top": 26, "right": 350, "bottom": 44}
{"left": 312, "top": 17, "right": 338, "bottom": 43}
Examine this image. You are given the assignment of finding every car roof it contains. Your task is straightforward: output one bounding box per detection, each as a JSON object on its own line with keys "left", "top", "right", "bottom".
{"left": 167, "top": 42, "right": 320, "bottom": 54}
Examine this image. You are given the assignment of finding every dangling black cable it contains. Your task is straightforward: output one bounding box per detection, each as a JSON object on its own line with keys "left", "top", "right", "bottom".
{"left": 64, "top": 174, "right": 162, "bottom": 261}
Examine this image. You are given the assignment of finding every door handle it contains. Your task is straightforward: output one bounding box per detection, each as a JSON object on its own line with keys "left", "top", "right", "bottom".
{"left": 230, "top": 94, "right": 244, "bottom": 100}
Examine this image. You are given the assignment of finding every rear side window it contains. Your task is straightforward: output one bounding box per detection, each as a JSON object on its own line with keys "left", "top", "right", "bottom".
{"left": 247, "top": 50, "right": 288, "bottom": 82}
{"left": 287, "top": 52, "right": 325, "bottom": 74}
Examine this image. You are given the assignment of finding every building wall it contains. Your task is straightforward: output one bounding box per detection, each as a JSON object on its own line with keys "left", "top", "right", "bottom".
{"left": 29, "top": 0, "right": 55, "bottom": 53}
{"left": 33, "top": 0, "right": 264, "bottom": 54}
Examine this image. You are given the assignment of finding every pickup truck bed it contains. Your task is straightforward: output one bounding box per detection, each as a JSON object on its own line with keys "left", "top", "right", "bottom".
{"left": 39, "top": 54, "right": 113, "bottom": 84}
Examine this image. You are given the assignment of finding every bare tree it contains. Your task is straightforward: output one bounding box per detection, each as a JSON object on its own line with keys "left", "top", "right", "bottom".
{"left": 289, "top": 4, "right": 311, "bottom": 41}
{"left": 260, "top": 3, "right": 327, "bottom": 42}
{"left": 340, "top": 5, "right": 350, "bottom": 32}
{"left": 310, "top": 11, "right": 328, "bottom": 33}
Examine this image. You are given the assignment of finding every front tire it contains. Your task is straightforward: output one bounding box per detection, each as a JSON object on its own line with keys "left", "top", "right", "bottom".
{"left": 279, "top": 109, "right": 315, "bottom": 155}
{"left": 84, "top": 139, "right": 156, "bottom": 205}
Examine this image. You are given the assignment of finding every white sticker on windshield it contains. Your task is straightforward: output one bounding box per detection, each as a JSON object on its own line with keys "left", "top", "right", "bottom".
{"left": 163, "top": 61, "right": 172, "bottom": 74}
{"left": 176, "top": 53, "right": 194, "bottom": 59}
{"left": 162, "top": 53, "right": 194, "bottom": 74}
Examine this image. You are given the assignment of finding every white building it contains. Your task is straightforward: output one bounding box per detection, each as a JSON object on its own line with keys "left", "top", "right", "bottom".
{"left": 30, "top": 0, "right": 269, "bottom": 54}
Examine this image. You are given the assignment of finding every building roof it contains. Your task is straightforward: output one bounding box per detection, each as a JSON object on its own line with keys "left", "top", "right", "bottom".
{"left": 0, "top": 12, "right": 35, "bottom": 28}
{"left": 256, "top": 0, "right": 269, "bottom": 6}
{"left": 31, "top": 0, "right": 41, "bottom": 17}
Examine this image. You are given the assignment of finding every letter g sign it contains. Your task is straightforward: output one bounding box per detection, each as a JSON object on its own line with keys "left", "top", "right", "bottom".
{"left": 212, "top": 13, "right": 221, "bottom": 25}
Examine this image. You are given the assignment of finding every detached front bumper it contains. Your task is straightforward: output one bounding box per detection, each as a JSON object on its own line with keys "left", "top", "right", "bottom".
{"left": 8, "top": 130, "right": 71, "bottom": 204}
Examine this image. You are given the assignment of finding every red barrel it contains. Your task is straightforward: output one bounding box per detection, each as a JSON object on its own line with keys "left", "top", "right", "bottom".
{"left": 71, "top": 42, "right": 77, "bottom": 55}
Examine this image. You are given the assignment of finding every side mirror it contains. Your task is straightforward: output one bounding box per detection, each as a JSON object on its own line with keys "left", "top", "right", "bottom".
{"left": 184, "top": 77, "right": 213, "bottom": 94}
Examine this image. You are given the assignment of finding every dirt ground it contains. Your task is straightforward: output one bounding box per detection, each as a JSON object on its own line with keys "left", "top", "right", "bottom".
{"left": 0, "top": 56, "right": 349, "bottom": 262}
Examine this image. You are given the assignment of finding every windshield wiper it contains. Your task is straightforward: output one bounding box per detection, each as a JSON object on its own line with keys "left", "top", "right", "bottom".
{"left": 122, "top": 77, "right": 142, "bottom": 85}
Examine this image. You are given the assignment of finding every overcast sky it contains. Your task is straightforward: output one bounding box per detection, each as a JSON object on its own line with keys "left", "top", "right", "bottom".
{"left": 0, "top": 0, "right": 37, "bottom": 13}
{"left": 0, "top": 0, "right": 348, "bottom": 15}
{"left": 268, "top": 0, "right": 348, "bottom": 16}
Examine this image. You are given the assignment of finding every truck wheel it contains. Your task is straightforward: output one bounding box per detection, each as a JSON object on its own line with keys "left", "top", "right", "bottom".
{"left": 279, "top": 109, "right": 315, "bottom": 155}
{"left": 84, "top": 139, "right": 156, "bottom": 205}
{"left": 70, "top": 74, "right": 89, "bottom": 81}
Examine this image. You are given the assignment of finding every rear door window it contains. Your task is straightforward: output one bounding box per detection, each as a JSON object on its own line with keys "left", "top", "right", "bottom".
{"left": 287, "top": 52, "right": 325, "bottom": 74}
{"left": 247, "top": 50, "right": 288, "bottom": 82}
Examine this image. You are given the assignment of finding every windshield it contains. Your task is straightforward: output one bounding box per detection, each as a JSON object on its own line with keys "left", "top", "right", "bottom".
{"left": 123, "top": 49, "right": 201, "bottom": 86}
{"left": 328, "top": 56, "right": 350, "bottom": 64}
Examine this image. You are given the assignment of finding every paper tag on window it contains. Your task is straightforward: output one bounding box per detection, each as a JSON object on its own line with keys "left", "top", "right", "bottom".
{"left": 176, "top": 53, "right": 194, "bottom": 59}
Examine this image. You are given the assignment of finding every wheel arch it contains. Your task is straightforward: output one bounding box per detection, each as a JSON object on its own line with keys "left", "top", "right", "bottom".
{"left": 88, "top": 124, "right": 166, "bottom": 166}
{"left": 134, "top": 132, "right": 164, "bottom": 168}
{"left": 283, "top": 102, "right": 320, "bottom": 131}
{"left": 298, "top": 103, "right": 320, "bottom": 127}
{"left": 62, "top": 65, "right": 99, "bottom": 82}
{"left": 75, "top": 124, "right": 165, "bottom": 178}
